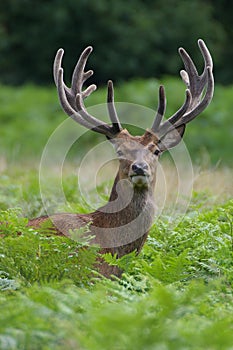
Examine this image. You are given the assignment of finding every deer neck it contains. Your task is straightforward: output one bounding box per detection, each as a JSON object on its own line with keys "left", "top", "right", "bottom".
{"left": 109, "top": 171, "right": 154, "bottom": 205}
{"left": 90, "top": 171, "right": 156, "bottom": 250}
{"left": 92, "top": 170, "right": 156, "bottom": 228}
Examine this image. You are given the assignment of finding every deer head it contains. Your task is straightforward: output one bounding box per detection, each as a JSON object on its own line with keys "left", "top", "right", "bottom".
{"left": 53, "top": 40, "right": 214, "bottom": 199}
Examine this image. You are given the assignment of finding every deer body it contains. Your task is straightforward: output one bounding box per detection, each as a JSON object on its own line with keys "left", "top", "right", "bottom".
{"left": 29, "top": 180, "right": 154, "bottom": 277}
{"left": 28, "top": 40, "right": 214, "bottom": 278}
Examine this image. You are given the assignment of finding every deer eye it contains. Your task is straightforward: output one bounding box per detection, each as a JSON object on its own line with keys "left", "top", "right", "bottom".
{"left": 117, "top": 150, "right": 124, "bottom": 157}
{"left": 154, "top": 149, "right": 160, "bottom": 156}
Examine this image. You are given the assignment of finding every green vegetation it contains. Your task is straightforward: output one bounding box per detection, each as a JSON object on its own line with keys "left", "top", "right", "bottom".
{"left": 0, "top": 182, "right": 232, "bottom": 349}
{"left": 0, "top": 0, "right": 231, "bottom": 84}
{"left": 0, "top": 80, "right": 232, "bottom": 349}
{"left": 0, "top": 2, "right": 232, "bottom": 347}
{"left": 0, "top": 79, "right": 232, "bottom": 165}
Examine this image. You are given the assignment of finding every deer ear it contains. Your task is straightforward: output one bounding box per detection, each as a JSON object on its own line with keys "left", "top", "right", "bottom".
{"left": 158, "top": 124, "right": 186, "bottom": 152}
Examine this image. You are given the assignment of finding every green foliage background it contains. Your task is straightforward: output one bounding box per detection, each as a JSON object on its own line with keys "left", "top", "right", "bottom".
{"left": 0, "top": 2, "right": 233, "bottom": 349}
{"left": 0, "top": 0, "right": 232, "bottom": 85}
{"left": 0, "top": 79, "right": 232, "bottom": 166}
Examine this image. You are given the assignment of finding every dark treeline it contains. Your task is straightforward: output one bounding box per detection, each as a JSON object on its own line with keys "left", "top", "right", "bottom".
{"left": 0, "top": 0, "right": 231, "bottom": 85}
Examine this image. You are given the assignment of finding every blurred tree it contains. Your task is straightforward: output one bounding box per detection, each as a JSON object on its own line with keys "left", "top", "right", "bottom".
{"left": 0, "top": 0, "right": 227, "bottom": 85}
{"left": 209, "top": 0, "right": 233, "bottom": 84}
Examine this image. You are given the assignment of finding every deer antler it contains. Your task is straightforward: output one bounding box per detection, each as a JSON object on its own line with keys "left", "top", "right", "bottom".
{"left": 53, "top": 46, "right": 122, "bottom": 138}
{"left": 54, "top": 40, "right": 213, "bottom": 140}
{"left": 151, "top": 39, "right": 214, "bottom": 136}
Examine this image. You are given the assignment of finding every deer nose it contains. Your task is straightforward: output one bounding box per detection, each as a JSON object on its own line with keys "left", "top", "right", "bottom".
{"left": 131, "top": 162, "right": 149, "bottom": 176}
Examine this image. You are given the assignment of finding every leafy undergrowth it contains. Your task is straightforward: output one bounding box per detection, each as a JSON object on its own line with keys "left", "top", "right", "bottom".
{"left": 0, "top": 198, "right": 232, "bottom": 350}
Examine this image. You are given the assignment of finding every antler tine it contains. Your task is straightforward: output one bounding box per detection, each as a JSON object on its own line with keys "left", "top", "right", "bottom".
{"left": 54, "top": 47, "right": 122, "bottom": 138}
{"left": 154, "top": 39, "right": 214, "bottom": 136}
{"left": 178, "top": 47, "right": 198, "bottom": 88}
{"left": 199, "top": 39, "right": 213, "bottom": 70}
{"left": 54, "top": 49, "right": 70, "bottom": 93}
{"left": 107, "top": 80, "right": 122, "bottom": 134}
{"left": 175, "top": 39, "right": 214, "bottom": 126}
{"left": 53, "top": 48, "right": 63, "bottom": 86}
{"left": 159, "top": 88, "right": 192, "bottom": 135}
{"left": 151, "top": 85, "right": 166, "bottom": 133}
{"left": 178, "top": 48, "right": 202, "bottom": 111}
{"left": 56, "top": 67, "right": 97, "bottom": 129}
{"left": 57, "top": 68, "right": 113, "bottom": 136}
{"left": 178, "top": 39, "right": 213, "bottom": 107}
{"left": 71, "top": 46, "right": 94, "bottom": 95}
{"left": 198, "top": 39, "right": 213, "bottom": 90}
{"left": 178, "top": 66, "right": 214, "bottom": 125}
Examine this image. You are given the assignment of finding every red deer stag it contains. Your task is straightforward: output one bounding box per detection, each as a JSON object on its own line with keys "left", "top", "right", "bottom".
{"left": 28, "top": 40, "right": 214, "bottom": 278}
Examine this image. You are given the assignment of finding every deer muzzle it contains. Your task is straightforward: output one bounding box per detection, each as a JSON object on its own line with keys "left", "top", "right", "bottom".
{"left": 129, "top": 161, "right": 150, "bottom": 187}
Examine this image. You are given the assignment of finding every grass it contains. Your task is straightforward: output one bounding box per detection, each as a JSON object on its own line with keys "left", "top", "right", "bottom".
{"left": 0, "top": 162, "right": 233, "bottom": 350}
{"left": 0, "top": 80, "right": 232, "bottom": 349}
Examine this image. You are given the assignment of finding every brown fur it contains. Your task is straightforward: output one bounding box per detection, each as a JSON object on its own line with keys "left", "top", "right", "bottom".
{"left": 28, "top": 40, "right": 214, "bottom": 278}
{"left": 28, "top": 131, "right": 159, "bottom": 278}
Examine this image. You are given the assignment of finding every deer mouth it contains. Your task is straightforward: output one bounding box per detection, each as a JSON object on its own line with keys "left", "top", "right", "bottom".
{"left": 130, "top": 174, "right": 149, "bottom": 186}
